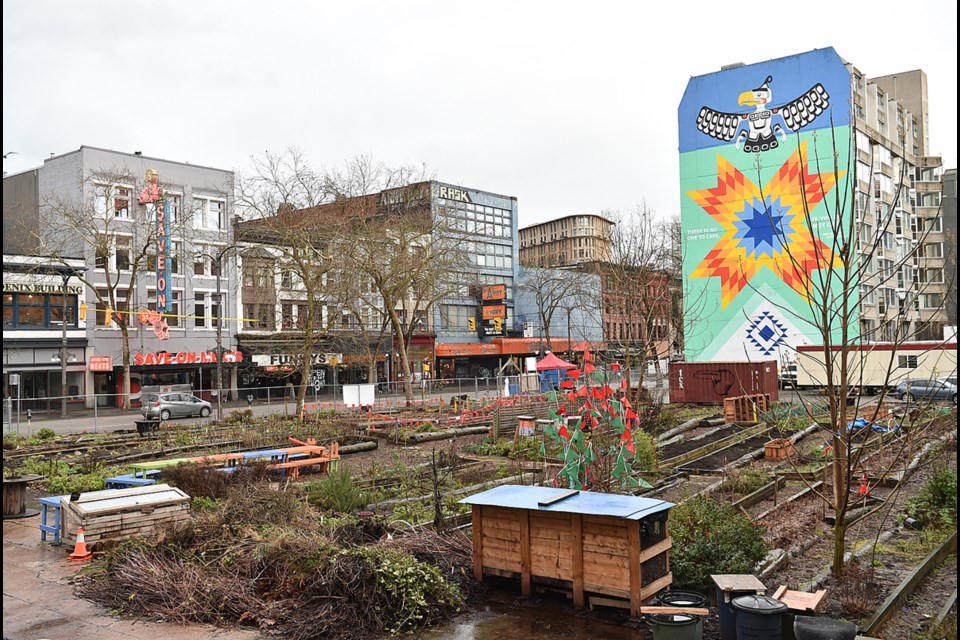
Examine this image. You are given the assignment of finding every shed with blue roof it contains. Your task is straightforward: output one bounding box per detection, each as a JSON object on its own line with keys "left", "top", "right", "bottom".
{"left": 459, "top": 485, "right": 675, "bottom": 616}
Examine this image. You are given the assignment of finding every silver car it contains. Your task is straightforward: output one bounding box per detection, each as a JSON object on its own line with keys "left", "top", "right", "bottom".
{"left": 896, "top": 378, "right": 957, "bottom": 404}
{"left": 140, "top": 392, "right": 212, "bottom": 420}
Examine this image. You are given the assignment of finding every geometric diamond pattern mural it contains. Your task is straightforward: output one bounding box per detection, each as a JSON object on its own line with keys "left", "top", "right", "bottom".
{"left": 745, "top": 311, "right": 790, "bottom": 356}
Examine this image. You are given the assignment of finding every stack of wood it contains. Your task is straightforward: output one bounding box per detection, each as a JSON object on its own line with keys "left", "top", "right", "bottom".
{"left": 723, "top": 394, "right": 772, "bottom": 423}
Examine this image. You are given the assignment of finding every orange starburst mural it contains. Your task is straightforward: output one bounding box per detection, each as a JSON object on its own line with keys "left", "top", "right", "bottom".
{"left": 688, "top": 141, "right": 844, "bottom": 309}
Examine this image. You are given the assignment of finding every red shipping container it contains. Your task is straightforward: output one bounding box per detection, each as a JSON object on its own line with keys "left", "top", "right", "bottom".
{"left": 669, "top": 361, "right": 778, "bottom": 404}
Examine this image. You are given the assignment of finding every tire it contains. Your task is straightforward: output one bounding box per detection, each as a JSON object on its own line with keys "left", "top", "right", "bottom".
{"left": 160, "top": 409, "right": 172, "bottom": 421}
{"left": 199, "top": 407, "right": 211, "bottom": 417}
{"left": 953, "top": 393, "right": 957, "bottom": 405}
{"left": 901, "top": 393, "right": 914, "bottom": 403}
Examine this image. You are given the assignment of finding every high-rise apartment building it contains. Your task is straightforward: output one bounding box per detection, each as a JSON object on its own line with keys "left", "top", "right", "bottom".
{"left": 518, "top": 214, "right": 614, "bottom": 267}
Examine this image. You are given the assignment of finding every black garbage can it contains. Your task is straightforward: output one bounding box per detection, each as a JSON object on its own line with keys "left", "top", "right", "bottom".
{"left": 715, "top": 587, "right": 762, "bottom": 640}
{"left": 732, "top": 594, "right": 788, "bottom": 640}
{"left": 135, "top": 419, "right": 161, "bottom": 436}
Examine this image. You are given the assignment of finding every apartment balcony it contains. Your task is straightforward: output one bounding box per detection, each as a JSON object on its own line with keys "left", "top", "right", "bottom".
{"left": 914, "top": 181, "right": 942, "bottom": 193}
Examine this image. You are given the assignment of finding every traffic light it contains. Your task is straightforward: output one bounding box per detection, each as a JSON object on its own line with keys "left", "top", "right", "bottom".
{"left": 79, "top": 302, "right": 88, "bottom": 321}
{"left": 468, "top": 317, "right": 477, "bottom": 332}
{"left": 493, "top": 317, "right": 503, "bottom": 333}
{"left": 104, "top": 308, "right": 113, "bottom": 325}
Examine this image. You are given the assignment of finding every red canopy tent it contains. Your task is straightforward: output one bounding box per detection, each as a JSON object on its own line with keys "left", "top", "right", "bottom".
{"left": 536, "top": 352, "right": 577, "bottom": 371}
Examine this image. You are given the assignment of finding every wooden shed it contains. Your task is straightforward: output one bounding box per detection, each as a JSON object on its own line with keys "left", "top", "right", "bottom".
{"left": 460, "top": 485, "right": 674, "bottom": 615}
{"left": 61, "top": 484, "right": 191, "bottom": 547}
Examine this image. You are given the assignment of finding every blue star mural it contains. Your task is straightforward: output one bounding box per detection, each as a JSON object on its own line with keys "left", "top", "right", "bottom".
{"left": 732, "top": 196, "right": 789, "bottom": 258}
{"left": 745, "top": 311, "right": 789, "bottom": 356}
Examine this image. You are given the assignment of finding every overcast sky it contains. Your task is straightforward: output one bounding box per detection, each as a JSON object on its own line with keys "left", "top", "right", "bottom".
{"left": 4, "top": 1, "right": 957, "bottom": 227}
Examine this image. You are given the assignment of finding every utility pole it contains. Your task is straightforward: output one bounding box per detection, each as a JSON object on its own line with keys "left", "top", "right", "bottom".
{"left": 205, "top": 244, "right": 239, "bottom": 421}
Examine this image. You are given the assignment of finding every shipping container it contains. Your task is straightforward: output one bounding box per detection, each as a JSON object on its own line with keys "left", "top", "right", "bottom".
{"left": 669, "top": 361, "right": 778, "bottom": 404}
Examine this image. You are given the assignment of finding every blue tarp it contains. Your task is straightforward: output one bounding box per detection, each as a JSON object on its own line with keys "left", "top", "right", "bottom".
{"left": 845, "top": 417, "right": 900, "bottom": 434}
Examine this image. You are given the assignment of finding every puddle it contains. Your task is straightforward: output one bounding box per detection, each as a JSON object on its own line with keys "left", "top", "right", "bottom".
{"left": 419, "top": 591, "right": 649, "bottom": 640}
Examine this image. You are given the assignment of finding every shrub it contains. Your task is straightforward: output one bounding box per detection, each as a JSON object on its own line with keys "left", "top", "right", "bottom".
{"left": 720, "top": 468, "right": 770, "bottom": 495}
{"left": 163, "top": 461, "right": 268, "bottom": 500}
{"left": 36, "top": 428, "right": 58, "bottom": 441}
{"left": 905, "top": 467, "right": 957, "bottom": 527}
{"left": 348, "top": 546, "right": 462, "bottom": 633}
{"left": 632, "top": 429, "right": 658, "bottom": 471}
{"left": 669, "top": 496, "right": 768, "bottom": 592}
{"left": 307, "top": 467, "right": 370, "bottom": 513}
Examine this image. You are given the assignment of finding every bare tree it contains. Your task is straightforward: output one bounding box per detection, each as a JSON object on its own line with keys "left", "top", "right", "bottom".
{"left": 235, "top": 149, "right": 348, "bottom": 412}
{"left": 732, "top": 124, "right": 955, "bottom": 576}
{"left": 32, "top": 167, "right": 192, "bottom": 409}
{"left": 600, "top": 205, "right": 677, "bottom": 405}
{"left": 345, "top": 206, "right": 469, "bottom": 403}
{"left": 518, "top": 266, "right": 594, "bottom": 352}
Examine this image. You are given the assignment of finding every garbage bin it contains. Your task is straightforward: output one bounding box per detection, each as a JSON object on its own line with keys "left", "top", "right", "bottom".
{"left": 732, "top": 594, "right": 788, "bottom": 640}
{"left": 712, "top": 574, "right": 767, "bottom": 640}
{"left": 135, "top": 419, "right": 161, "bottom": 436}
{"left": 647, "top": 613, "right": 701, "bottom": 640}
{"left": 656, "top": 591, "right": 707, "bottom": 639}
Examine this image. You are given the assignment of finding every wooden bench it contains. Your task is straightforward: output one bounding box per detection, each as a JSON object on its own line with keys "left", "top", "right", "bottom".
{"left": 105, "top": 474, "right": 158, "bottom": 490}
{"left": 268, "top": 455, "right": 331, "bottom": 479}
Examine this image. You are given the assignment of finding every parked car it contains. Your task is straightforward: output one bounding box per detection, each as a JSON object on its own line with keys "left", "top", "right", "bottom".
{"left": 896, "top": 378, "right": 957, "bottom": 404}
{"left": 140, "top": 392, "right": 212, "bottom": 420}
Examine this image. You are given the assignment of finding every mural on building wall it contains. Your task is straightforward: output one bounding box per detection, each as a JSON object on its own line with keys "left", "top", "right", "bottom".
{"left": 679, "top": 48, "right": 855, "bottom": 364}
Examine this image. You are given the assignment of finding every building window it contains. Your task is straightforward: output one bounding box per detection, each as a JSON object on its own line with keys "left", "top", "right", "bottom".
{"left": 95, "top": 236, "right": 109, "bottom": 269}
{"left": 147, "top": 289, "right": 181, "bottom": 327}
{"left": 95, "top": 288, "right": 129, "bottom": 327}
{"left": 244, "top": 303, "right": 275, "bottom": 330}
{"left": 919, "top": 293, "right": 943, "bottom": 309}
{"left": 116, "top": 236, "right": 132, "bottom": 271}
{"left": 95, "top": 184, "right": 132, "bottom": 218}
{"left": 919, "top": 268, "right": 944, "bottom": 284}
{"left": 1, "top": 292, "right": 78, "bottom": 329}
{"left": 195, "top": 293, "right": 208, "bottom": 328}
{"left": 898, "top": 355, "right": 918, "bottom": 369}
{"left": 922, "top": 243, "right": 943, "bottom": 258}
{"left": 192, "top": 196, "right": 225, "bottom": 229}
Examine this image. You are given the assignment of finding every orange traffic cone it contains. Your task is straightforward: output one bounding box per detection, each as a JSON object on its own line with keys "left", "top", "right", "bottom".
{"left": 68, "top": 526, "right": 92, "bottom": 561}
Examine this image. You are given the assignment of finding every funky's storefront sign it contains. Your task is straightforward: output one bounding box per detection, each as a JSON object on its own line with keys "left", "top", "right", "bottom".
{"left": 134, "top": 351, "right": 243, "bottom": 366}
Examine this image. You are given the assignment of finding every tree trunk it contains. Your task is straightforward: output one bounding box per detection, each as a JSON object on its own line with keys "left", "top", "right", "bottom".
{"left": 120, "top": 327, "right": 132, "bottom": 410}
{"left": 296, "top": 356, "right": 311, "bottom": 418}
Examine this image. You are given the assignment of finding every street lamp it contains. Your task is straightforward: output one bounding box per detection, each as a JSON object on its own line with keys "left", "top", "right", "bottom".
{"left": 201, "top": 244, "right": 240, "bottom": 421}
{"left": 55, "top": 265, "right": 86, "bottom": 418}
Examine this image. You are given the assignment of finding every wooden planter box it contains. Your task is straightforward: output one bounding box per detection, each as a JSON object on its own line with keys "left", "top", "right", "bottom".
{"left": 461, "top": 485, "right": 674, "bottom": 616}
{"left": 764, "top": 439, "right": 796, "bottom": 460}
{"left": 62, "top": 484, "right": 190, "bottom": 548}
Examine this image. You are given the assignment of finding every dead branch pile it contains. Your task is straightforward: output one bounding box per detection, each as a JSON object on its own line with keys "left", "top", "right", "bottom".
{"left": 77, "top": 484, "right": 476, "bottom": 639}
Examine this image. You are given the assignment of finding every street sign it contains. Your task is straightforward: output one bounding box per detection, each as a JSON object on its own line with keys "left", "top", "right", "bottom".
{"left": 523, "top": 322, "right": 534, "bottom": 338}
